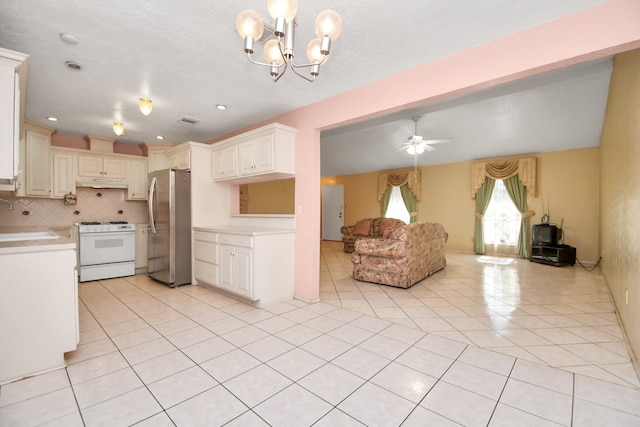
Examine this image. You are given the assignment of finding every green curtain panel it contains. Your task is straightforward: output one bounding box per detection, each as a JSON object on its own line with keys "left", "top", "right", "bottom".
{"left": 380, "top": 185, "right": 392, "bottom": 217}
{"left": 399, "top": 183, "right": 419, "bottom": 223}
{"left": 473, "top": 177, "right": 495, "bottom": 254}
{"left": 503, "top": 175, "right": 531, "bottom": 258}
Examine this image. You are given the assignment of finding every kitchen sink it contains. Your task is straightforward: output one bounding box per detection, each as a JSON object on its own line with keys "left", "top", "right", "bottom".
{"left": 0, "top": 231, "right": 60, "bottom": 242}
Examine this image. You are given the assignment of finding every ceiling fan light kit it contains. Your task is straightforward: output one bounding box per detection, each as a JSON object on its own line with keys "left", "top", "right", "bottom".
{"left": 236, "top": 0, "right": 342, "bottom": 82}
{"left": 402, "top": 116, "right": 451, "bottom": 156}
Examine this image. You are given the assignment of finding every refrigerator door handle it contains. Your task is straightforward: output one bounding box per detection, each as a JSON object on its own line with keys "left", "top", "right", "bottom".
{"left": 148, "top": 176, "right": 157, "bottom": 234}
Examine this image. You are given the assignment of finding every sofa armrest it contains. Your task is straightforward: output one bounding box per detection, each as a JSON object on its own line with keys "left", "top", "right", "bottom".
{"left": 340, "top": 225, "right": 356, "bottom": 237}
{"left": 354, "top": 238, "right": 407, "bottom": 258}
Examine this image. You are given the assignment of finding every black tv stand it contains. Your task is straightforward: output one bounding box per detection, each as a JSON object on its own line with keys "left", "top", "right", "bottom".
{"left": 530, "top": 244, "right": 576, "bottom": 266}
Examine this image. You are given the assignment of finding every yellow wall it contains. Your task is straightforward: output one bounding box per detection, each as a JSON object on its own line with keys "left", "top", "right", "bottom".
{"left": 322, "top": 147, "right": 601, "bottom": 261}
{"left": 244, "top": 179, "right": 295, "bottom": 214}
{"left": 600, "top": 49, "right": 640, "bottom": 366}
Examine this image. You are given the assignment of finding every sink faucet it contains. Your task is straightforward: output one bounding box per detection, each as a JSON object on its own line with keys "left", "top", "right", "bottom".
{"left": 0, "top": 199, "right": 13, "bottom": 211}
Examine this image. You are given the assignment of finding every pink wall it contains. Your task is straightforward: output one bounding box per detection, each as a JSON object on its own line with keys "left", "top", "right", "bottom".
{"left": 208, "top": 0, "right": 640, "bottom": 302}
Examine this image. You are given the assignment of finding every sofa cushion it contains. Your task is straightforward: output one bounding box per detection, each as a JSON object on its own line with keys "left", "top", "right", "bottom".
{"left": 352, "top": 219, "right": 371, "bottom": 235}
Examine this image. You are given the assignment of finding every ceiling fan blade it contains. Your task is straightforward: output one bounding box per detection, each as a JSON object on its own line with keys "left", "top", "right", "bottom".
{"left": 423, "top": 144, "right": 436, "bottom": 152}
{"left": 423, "top": 138, "right": 452, "bottom": 145}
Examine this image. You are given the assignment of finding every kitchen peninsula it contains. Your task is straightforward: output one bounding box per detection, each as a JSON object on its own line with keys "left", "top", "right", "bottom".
{"left": 0, "top": 227, "right": 78, "bottom": 384}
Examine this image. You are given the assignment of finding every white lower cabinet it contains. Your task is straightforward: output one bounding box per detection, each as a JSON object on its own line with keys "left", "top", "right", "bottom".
{"left": 0, "top": 244, "right": 78, "bottom": 384}
{"left": 193, "top": 226, "right": 295, "bottom": 307}
{"left": 219, "top": 244, "right": 252, "bottom": 298}
{"left": 135, "top": 224, "right": 148, "bottom": 272}
{"left": 193, "top": 231, "right": 219, "bottom": 288}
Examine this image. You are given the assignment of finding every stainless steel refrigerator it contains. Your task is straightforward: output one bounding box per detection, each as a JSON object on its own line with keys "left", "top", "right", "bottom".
{"left": 147, "top": 168, "right": 191, "bottom": 287}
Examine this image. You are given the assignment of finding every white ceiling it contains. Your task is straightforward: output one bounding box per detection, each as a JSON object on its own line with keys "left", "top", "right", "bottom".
{"left": 0, "top": 0, "right": 611, "bottom": 176}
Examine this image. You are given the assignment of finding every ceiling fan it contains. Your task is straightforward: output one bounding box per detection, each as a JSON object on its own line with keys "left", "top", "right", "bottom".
{"left": 402, "top": 115, "right": 451, "bottom": 155}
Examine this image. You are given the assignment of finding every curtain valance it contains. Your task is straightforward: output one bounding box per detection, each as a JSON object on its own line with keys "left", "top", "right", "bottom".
{"left": 471, "top": 157, "right": 537, "bottom": 198}
{"left": 378, "top": 170, "right": 421, "bottom": 202}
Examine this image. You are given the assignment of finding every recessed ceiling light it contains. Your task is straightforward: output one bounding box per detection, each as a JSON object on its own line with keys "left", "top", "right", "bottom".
{"left": 216, "top": 104, "right": 227, "bottom": 110}
{"left": 156, "top": 135, "right": 164, "bottom": 140}
{"left": 65, "top": 60, "right": 81, "bottom": 70}
{"left": 60, "top": 33, "right": 78, "bottom": 45}
{"left": 47, "top": 117, "right": 58, "bottom": 122}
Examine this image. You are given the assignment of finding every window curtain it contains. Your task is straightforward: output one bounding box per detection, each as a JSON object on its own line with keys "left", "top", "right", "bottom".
{"left": 473, "top": 178, "right": 495, "bottom": 254}
{"left": 471, "top": 157, "right": 537, "bottom": 257}
{"left": 379, "top": 185, "right": 392, "bottom": 216}
{"left": 399, "top": 183, "right": 418, "bottom": 223}
{"left": 378, "top": 170, "right": 421, "bottom": 222}
{"left": 503, "top": 175, "right": 534, "bottom": 258}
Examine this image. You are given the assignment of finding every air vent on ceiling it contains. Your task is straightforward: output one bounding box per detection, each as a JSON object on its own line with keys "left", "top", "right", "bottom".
{"left": 256, "top": 23, "right": 276, "bottom": 44}
{"left": 178, "top": 116, "right": 200, "bottom": 125}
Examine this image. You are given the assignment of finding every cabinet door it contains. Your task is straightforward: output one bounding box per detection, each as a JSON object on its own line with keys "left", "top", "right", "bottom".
{"left": 238, "top": 135, "right": 274, "bottom": 176}
{"left": 212, "top": 145, "right": 238, "bottom": 180}
{"left": 234, "top": 246, "right": 253, "bottom": 299}
{"left": 166, "top": 149, "right": 190, "bottom": 170}
{"left": 52, "top": 152, "right": 75, "bottom": 198}
{"left": 0, "top": 62, "right": 17, "bottom": 180}
{"left": 127, "top": 159, "right": 147, "bottom": 200}
{"left": 24, "top": 127, "right": 51, "bottom": 196}
{"left": 219, "top": 245, "right": 235, "bottom": 291}
{"left": 135, "top": 225, "right": 148, "bottom": 269}
{"left": 77, "top": 155, "right": 103, "bottom": 177}
{"left": 103, "top": 157, "right": 127, "bottom": 178}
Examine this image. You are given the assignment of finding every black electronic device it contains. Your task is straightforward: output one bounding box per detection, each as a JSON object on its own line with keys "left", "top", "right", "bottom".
{"left": 532, "top": 223, "right": 560, "bottom": 246}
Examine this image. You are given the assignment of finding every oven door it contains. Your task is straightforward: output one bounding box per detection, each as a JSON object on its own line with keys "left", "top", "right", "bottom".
{"left": 79, "top": 231, "right": 135, "bottom": 266}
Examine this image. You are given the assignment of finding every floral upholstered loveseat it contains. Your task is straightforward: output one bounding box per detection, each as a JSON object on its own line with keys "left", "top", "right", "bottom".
{"left": 351, "top": 222, "right": 448, "bottom": 288}
{"left": 340, "top": 217, "right": 406, "bottom": 253}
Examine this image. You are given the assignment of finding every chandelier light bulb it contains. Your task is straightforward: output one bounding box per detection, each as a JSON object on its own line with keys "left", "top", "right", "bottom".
{"left": 139, "top": 98, "right": 152, "bottom": 115}
{"left": 306, "top": 38, "right": 326, "bottom": 64}
{"left": 236, "top": 10, "right": 264, "bottom": 40}
{"left": 264, "top": 39, "right": 284, "bottom": 65}
{"left": 112, "top": 122, "right": 125, "bottom": 136}
{"left": 315, "top": 10, "right": 342, "bottom": 41}
{"left": 267, "top": 0, "right": 297, "bottom": 22}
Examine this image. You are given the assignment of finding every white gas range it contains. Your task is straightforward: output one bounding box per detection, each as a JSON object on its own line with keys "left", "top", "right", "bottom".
{"left": 77, "top": 221, "right": 136, "bottom": 282}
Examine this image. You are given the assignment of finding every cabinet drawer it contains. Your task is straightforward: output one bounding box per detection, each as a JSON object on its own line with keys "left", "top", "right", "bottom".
{"left": 194, "top": 260, "right": 218, "bottom": 285}
{"left": 219, "top": 233, "right": 253, "bottom": 247}
{"left": 194, "top": 240, "right": 218, "bottom": 263}
{"left": 194, "top": 231, "right": 218, "bottom": 243}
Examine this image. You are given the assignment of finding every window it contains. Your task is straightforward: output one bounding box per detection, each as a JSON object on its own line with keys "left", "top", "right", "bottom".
{"left": 483, "top": 179, "right": 521, "bottom": 251}
{"left": 385, "top": 186, "right": 410, "bottom": 224}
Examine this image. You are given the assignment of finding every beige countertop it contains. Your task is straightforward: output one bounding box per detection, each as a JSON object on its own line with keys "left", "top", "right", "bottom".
{"left": 193, "top": 225, "right": 295, "bottom": 236}
{"left": 0, "top": 227, "right": 76, "bottom": 255}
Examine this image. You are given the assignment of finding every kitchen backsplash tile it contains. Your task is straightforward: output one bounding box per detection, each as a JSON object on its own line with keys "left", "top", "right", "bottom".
{"left": 0, "top": 188, "right": 147, "bottom": 227}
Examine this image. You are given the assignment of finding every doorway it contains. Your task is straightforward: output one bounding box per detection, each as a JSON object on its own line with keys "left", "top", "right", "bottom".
{"left": 321, "top": 185, "right": 344, "bottom": 241}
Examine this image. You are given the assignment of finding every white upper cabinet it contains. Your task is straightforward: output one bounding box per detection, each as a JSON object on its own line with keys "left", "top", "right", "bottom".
{"left": 211, "top": 145, "right": 238, "bottom": 180}
{"left": 126, "top": 158, "right": 148, "bottom": 200}
{"left": 211, "top": 123, "right": 296, "bottom": 184}
{"left": 18, "top": 120, "right": 55, "bottom": 197}
{"left": 52, "top": 150, "right": 75, "bottom": 198}
{"left": 165, "top": 144, "right": 191, "bottom": 170}
{"left": 0, "top": 48, "right": 28, "bottom": 188}
{"left": 77, "top": 154, "right": 127, "bottom": 178}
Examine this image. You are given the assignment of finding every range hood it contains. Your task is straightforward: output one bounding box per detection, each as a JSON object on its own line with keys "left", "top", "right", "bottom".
{"left": 76, "top": 176, "right": 128, "bottom": 189}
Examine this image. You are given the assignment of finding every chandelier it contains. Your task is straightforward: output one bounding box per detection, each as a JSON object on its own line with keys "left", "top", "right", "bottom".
{"left": 236, "top": 0, "right": 342, "bottom": 82}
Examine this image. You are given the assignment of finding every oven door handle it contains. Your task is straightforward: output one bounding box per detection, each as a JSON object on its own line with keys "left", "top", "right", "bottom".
{"left": 148, "top": 176, "right": 157, "bottom": 234}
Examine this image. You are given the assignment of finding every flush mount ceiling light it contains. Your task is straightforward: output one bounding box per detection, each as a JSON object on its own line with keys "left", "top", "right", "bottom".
{"left": 236, "top": 0, "right": 342, "bottom": 82}
{"left": 139, "top": 98, "right": 152, "bottom": 115}
{"left": 216, "top": 104, "right": 227, "bottom": 110}
{"left": 47, "top": 117, "right": 58, "bottom": 122}
{"left": 112, "top": 122, "right": 125, "bottom": 136}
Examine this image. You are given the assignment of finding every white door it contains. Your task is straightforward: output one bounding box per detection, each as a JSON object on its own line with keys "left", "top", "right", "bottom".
{"left": 322, "top": 185, "right": 344, "bottom": 241}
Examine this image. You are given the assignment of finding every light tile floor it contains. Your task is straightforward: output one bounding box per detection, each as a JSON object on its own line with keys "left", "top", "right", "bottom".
{"left": 0, "top": 241, "right": 638, "bottom": 426}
